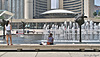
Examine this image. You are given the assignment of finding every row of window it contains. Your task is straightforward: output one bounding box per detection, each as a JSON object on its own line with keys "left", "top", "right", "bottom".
{"left": 63, "top": 0, "right": 81, "bottom": 3}
{"left": 63, "top": 2, "right": 82, "bottom": 6}
{"left": 5, "top": 0, "right": 24, "bottom": 19}
{"left": 64, "top": 7, "right": 82, "bottom": 10}
{"left": 63, "top": 4, "right": 81, "bottom": 8}
{"left": 36, "top": 1, "right": 47, "bottom": 5}
{"left": 36, "top": 5, "right": 47, "bottom": 8}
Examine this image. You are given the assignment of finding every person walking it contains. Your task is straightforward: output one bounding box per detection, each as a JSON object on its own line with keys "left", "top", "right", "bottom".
{"left": 5, "top": 21, "right": 13, "bottom": 45}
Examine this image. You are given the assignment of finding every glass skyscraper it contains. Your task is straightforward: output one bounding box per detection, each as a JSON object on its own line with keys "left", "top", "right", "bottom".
{"left": 0, "top": 0, "right": 24, "bottom": 19}
{"left": 63, "top": 0, "right": 83, "bottom": 14}
{"left": 0, "top": 0, "right": 94, "bottom": 19}
{"left": 33, "top": 0, "right": 50, "bottom": 18}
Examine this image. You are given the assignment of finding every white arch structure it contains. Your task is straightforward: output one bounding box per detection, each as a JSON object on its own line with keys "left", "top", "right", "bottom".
{"left": 41, "top": 9, "right": 76, "bottom": 14}
{"left": 0, "top": 10, "right": 14, "bottom": 20}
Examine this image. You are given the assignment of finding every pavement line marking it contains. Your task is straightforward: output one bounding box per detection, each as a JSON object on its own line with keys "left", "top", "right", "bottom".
{"left": 35, "top": 52, "right": 38, "bottom": 57}
{"left": 68, "top": 52, "right": 72, "bottom": 57}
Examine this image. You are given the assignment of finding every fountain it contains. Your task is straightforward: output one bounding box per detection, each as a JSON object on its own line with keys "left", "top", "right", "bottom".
{"left": 1, "top": 20, "right": 100, "bottom": 44}
{"left": 43, "top": 20, "right": 100, "bottom": 43}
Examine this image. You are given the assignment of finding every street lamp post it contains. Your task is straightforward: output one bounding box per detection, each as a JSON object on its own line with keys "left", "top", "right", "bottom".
{"left": 75, "top": 14, "right": 87, "bottom": 43}
{"left": 0, "top": 10, "right": 14, "bottom": 39}
{"left": 21, "top": 21, "right": 25, "bottom": 35}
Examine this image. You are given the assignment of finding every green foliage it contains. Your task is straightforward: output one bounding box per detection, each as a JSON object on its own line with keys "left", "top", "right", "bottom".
{"left": 93, "top": 12, "right": 97, "bottom": 16}
{"left": 98, "top": 12, "right": 100, "bottom": 16}
{"left": 0, "top": 16, "right": 4, "bottom": 19}
{"left": 96, "top": 17, "right": 100, "bottom": 19}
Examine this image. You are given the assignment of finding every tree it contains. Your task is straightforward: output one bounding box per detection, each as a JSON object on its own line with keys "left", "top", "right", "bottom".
{"left": 98, "top": 12, "right": 100, "bottom": 16}
{"left": 93, "top": 12, "right": 97, "bottom": 16}
{"left": 0, "top": 16, "right": 5, "bottom": 26}
{"left": 0, "top": 16, "right": 4, "bottom": 19}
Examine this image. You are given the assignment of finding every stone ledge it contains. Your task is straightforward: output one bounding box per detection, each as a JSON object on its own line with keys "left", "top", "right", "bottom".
{"left": 0, "top": 44, "right": 100, "bottom": 51}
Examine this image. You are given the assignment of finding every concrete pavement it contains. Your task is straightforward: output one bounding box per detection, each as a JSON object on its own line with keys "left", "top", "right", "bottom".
{"left": 0, "top": 52, "right": 100, "bottom": 57}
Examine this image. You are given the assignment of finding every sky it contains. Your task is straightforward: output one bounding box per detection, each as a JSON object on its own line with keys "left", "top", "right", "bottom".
{"left": 95, "top": 0, "right": 100, "bottom": 6}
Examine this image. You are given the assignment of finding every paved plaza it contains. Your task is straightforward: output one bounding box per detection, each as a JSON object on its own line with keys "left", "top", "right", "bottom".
{"left": 0, "top": 52, "right": 100, "bottom": 57}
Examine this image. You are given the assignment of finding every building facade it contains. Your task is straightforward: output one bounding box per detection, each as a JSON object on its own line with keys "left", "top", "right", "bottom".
{"left": 24, "top": 0, "right": 51, "bottom": 19}
{"left": 59, "top": 0, "right": 94, "bottom": 18}
{"left": 33, "top": 0, "right": 51, "bottom": 18}
{"left": 62, "top": 0, "right": 83, "bottom": 14}
{"left": 0, "top": 0, "right": 95, "bottom": 19}
{"left": 34, "top": 0, "right": 48, "bottom": 18}
{"left": 0, "top": 0, "right": 24, "bottom": 19}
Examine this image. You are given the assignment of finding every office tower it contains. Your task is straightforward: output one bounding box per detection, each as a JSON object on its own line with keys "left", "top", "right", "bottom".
{"left": 10, "top": 0, "right": 24, "bottom": 19}
{"left": 0, "top": 0, "right": 7, "bottom": 10}
{"left": 0, "top": 0, "right": 24, "bottom": 19}
{"left": 62, "top": 0, "right": 83, "bottom": 14}
{"left": 0, "top": 0, "right": 94, "bottom": 19}
{"left": 24, "top": 0, "right": 95, "bottom": 19}
{"left": 24, "top": 0, "right": 51, "bottom": 19}
{"left": 59, "top": 0, "right": 94, "bottom": 18}
{"left": 33, "top": 0, "right": 51, "bottom": 18}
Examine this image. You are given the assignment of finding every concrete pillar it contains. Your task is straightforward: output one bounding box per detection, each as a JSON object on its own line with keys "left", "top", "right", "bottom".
{"left": 24, "top": 0, "right": 29, "bottom": 19}
{"left": 89, "top": 0, "right": 94, "bottom": 18}
{"left": 29, "top": 0, "right": 33, "bottom": 19}
{"left": 24, "top": 0, "right": 33, "bottom": 19}
{"left": 47, "top": 0, "right": 51, "bottom": 10}
{"left": 84, "top": 0, "right": 94, "bottom": 18}
{"left": 59, "top": 0, "right": 63, "bottom": 9}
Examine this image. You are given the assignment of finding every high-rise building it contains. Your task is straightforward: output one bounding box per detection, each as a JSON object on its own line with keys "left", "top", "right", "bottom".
{"left": 62, "top": 0, "right": 83, "bottom": 14}
{"left": 0, "top": 0, "right": 24, "bottom": 19}
{"left": 34, "top": 0, "right": 51, "bottom": 18}
{"left": 52, "top": 0, "right": 94, "bottom": 18}
{"left": 0, "top": 0, "right": 7, "bottom": 10}
{"left": 25, "top": 0, "right": 51, "bottom": 19}
{"left": 0, "top": 0, "right": 94, "bottom": 19}
{"left": 34, "top": 0, "right": 48, "bottom": 17}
